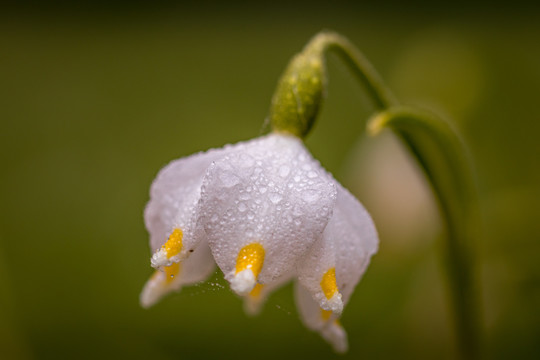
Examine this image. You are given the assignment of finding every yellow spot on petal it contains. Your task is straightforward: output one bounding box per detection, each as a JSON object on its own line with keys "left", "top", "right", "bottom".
{"left": 164, "top": 262, "right": 181, "bottom": 284}
{"left": 235, "top": 243, "right": 265, "bottom": 278}
{"left": 321, "top": 268, "right": 338, "bottom": 300}
{"left": 321, "top": 309, "right": 332, "bottom": 321}
{"left": 163, "top": 228, "right": 183, "bottom": 258}
{"left": 249, "top": 283, "right": 264, "bottom": 299}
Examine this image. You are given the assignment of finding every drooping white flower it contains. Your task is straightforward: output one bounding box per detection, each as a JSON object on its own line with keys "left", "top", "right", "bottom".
{"left": 140, "top": 133, "right": 378, "bottom": 352}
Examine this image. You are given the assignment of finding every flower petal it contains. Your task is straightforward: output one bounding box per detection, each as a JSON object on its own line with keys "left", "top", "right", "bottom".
{"left": 294, "top": 282, "right": 348, "bottom": 353}
{"left": 145, "top": 145, "right": 237, "bottom": 268}
{"left": 140, "top": 240, "right": 215, "bottom": 308}
{"left": 200, "top": 134, "right": 336, "bottom": 294}
{"left": 297, "top": 182, "right": 378, "bottom": 314}
{"left": 332, "top": 184, "right": 378, "bottom": 303}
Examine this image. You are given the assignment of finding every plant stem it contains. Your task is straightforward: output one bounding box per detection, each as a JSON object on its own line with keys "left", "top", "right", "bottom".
{"left": 304, "top": 31, "right": 398, "bottom": 110}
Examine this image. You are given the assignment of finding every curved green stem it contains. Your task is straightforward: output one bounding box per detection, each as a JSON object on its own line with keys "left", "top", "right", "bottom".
{"left": 305, "top": 31, "right": 398, "bottom": 110}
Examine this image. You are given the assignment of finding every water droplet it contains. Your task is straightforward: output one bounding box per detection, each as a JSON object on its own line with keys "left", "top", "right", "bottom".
{"left": 269, "top": 192, "right": 283, "bottom": 204}
{"left": 279, "top": 165, "right": 290, "bottom": 177}
{"left": 302, "top": 189, "right": 320, "bottom": 203}
{"left": 259, "top": 186, "right": 267, "bottom": 194}
{"left": 219, "top": 172, "right": 239, "bottom": 188}
{"left": 239, "top": 154, "right": 254, "bottom": 166}
{"left": 293, "top": 205, "right": 303, "bottom": 216}
{"left": 238, "top": 203, "right": 247, "bottom": 212}
{"left": 307, "top": 171, "right": 318, "bottom": 179}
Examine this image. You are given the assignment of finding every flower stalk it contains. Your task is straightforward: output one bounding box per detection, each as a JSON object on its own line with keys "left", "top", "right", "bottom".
{"left": 269, "top": 31, "right": 481, "bottom": 359}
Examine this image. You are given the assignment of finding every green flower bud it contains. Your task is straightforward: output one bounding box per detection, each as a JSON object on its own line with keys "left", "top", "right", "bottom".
{"left": 269, "top": 50, "right": 325, "bottom": 138}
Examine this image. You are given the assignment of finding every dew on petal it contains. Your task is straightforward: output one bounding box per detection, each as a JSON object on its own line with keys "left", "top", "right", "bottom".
{"left": 269, "top": 192, "right": 283, "bottom": 204}
{"left": 239, "top": 153, "right": 255, "bottom": 167}
{"left": 279, "top": 165, "right": 291, "bottom": 177}
{"left": 219, "top": 172, "right": 240, "bottom": 187}
{"left": 238, "top": 203, "right": 248, "bottom": 212}
{"left": 307, "top": 171, "right": 318, "bottom": 179}
{"left": 302, "top": 189, "right": 320, "bottom": 203}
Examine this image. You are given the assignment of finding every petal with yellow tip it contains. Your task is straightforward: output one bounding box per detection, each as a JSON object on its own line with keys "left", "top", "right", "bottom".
{"left": 294, "top": 282, "right": 348, "bottom": 353}
{"left": 297, "top": 183, "right": 377, "bottom": 314}
{"left": 227, "top": 243, "right": 265, "bottom": 295}
{"left": 140, "top": 241, "right": 215, "bottom": 308}
{"left": 145, "top": 143, "right": 244, "bottom": 269}
{"left": 200, "top": 134, "right": 336, "bottom": 289}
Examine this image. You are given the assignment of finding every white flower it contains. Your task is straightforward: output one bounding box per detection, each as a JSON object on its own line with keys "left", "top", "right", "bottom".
{"left": 140, "top": 133, "right": 378, "bottom": 353}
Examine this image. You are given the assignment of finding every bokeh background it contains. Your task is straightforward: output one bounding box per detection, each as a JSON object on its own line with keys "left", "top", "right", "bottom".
{"left": 1, "top": 1, "right": 539, "bottom": 359}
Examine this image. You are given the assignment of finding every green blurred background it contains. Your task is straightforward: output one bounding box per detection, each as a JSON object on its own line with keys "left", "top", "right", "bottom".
{"left": 1, "top": 2, "right": 539, "bottom": 359}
